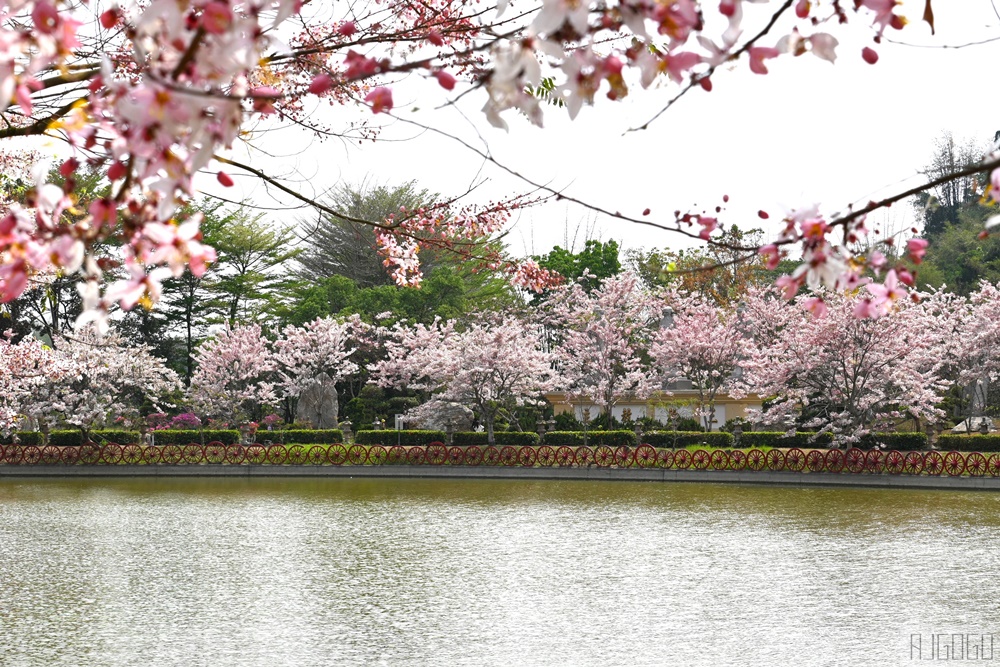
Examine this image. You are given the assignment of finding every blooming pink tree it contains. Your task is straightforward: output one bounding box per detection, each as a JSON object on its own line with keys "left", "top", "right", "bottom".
{"left": 0, "top": 333, "right": 63, "bottom": 435}
{"left": 739, "top": 288, "right": 953, "bottom": 443}
{"left": 0, "top": 0, "right": 976, "bottom": 323}
{"left": 936, "top": 283, "right": 1000, "bottom": 429}
{"left": 373, "top": 317, "right": 555, "bottom": 443}
{"left": 20, "top": 329, "right": 181, "bottom": 440}
{"left": 650, "top": 290, "right": 749, "bottom": 430}
{"left": 189, "top": 324, "right": 278, "bottom": 425}
{"left": 273, "top": 316, "right": 365, "bottom": 421}
{"left": 544, "top": 272, "right": 660, "bottom": 426}
{"left": 274, "top": 317, "right": 363, "bottom": 394}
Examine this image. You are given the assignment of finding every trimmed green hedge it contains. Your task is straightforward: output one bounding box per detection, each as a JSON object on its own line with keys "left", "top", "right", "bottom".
{"left": 0, "top": 430, "right": 147, "bottom": 446}
{"left": 355, "top": 430, "right": 541, "bottom": 447}
{"left": 642, "top": 431, "right": 733, "bottom": 448}
{"left": 0, "top": 431, "right": 43, "bottom": 446}
{"left": 858, "top": 432, "right": 928, "bottom": 451}
{"left": 739, "top": 432, "right": 834, "bottom": 449}
{"left": 638, "top": 431, "right": 727, "bottom": 448}
{"left": 48, "top": 430, "right": 142, "bottom": 446}
{"left": 543, "top": 430, "right": 637, "bottom": 447}
{"left": 937, "top": 435, "right": 1000, "bottom": 452}
{"left": 269, "top": 429, "right": 343, "bottom": 444}
{"left": 151, "top": 429, "right": 241, "bottom": 445}
{"left": 355, "top": 430, "right": 447, "bottom": 446}
{"left": 2, "top": 428, "right": 341, "bottom": 447}
{"left": 451, "top": 432, "right": 541, "bottom": 447}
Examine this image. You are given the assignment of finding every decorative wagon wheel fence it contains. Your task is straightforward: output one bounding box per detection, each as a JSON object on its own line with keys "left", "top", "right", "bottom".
{"left": 0, "top": 441, "right": 998, "bottom": 480}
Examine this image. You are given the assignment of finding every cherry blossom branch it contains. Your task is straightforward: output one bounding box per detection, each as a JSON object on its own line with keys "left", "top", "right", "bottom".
{"left": 828, "top": 153, "right": 1000, "bottom": 231}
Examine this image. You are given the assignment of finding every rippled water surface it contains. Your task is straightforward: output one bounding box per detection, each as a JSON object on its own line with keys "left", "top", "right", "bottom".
{"left": 1, "top": 478, "right": 999, "bottom": 666}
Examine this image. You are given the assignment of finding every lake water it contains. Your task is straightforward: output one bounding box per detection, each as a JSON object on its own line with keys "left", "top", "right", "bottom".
{"left": 0, "top": 477, "right": 998, "bottom": 666}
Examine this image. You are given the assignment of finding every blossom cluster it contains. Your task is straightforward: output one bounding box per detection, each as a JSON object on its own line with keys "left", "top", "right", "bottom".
{"left": 0, "top": 328, "right": 181, "bottom": 435}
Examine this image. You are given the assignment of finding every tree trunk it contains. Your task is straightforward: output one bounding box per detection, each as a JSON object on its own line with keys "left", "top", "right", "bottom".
{"left": 185, "top": 299, "right": 194, "bottom": 384}
{"left": 485, "top": 414, "right": 495, "bottom": 445}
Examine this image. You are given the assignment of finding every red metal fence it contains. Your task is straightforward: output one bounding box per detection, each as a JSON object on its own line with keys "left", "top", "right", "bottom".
{"left": 1, "top": 442, "right": 998, "bottom": 477}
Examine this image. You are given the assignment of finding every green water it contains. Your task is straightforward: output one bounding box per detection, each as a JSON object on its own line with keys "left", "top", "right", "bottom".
{"left": 0, "top": 478, "right": 997, "bottom": 666}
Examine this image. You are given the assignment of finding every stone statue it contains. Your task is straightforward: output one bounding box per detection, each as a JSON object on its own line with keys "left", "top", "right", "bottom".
{"left": 297, "top": 372, "right": 339, "bottom": 428}
{"left": 414, "top": 401, "right": 475, "bottom": 432}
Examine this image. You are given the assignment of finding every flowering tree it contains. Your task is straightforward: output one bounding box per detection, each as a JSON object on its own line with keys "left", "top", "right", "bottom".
{"left": 273, "top": 316, "right": 366, "bottom": 423}
{"left": 188, "top": 324, "right": 278, "bottom": 425}
{"left": 274, "top": 317, "right": 362, "bottom": 396}
{"left": 0, "top": 333, "right": 63, "bottom": 434}
{"left": 373, "top": 317, "right": 555, "bottom": 443}
{"left": 544, "top": 272, "right": 660, "bottom": 426}
{"left": 0, "top": 0, "right": 979, "bottom": 326}
{"left": 739, "top": 288, "right": 953, "bottom": 442}
{"left": 21, "top": 329, "right": 181, "bottom": 440}
{"left": 650, "top": 290, "right": 748, "bottom": 430}
{"left": 937, "top": 283, "right": 1000, "bottom": 428}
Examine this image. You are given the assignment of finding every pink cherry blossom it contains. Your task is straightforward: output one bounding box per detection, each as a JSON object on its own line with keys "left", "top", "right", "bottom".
{"left": 308, "top": 74, "right": 333, "bottom": 95}
{"left": 433, "top": 70, "right": 457, "bottom": 90}
{"left": 365, "top": 87, "right": 394, "bottom": 114}
{"left": 802, "top": 296, "right": 827, "bottom": 318}
{"left": 201, "top": 2, "right": 233, "bottom": 34}
{"left": 809, "top": 33, "right": 838, "bottom": 62}
{"left": 853, "top": 297, "right": 881, "bottom": 319}
{"left": 906, "top": 238, "right": 928, "bottom": 264}
{"left": 758, "top": 244, "right": 781, "bottom": 270}
{"left": 748, "top": 46, "right": 780, "bottom": 74}
{"left": 866, "top": 269, "right": 906, "bottom": 310}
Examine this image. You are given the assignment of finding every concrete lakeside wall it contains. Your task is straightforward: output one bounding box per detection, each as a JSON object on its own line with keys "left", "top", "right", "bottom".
{"left": 2, "top": 464, "right": 1000, "bottom": 491}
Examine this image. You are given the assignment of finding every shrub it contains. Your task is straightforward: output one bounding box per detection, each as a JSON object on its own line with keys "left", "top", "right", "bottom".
{"left": 543, "top": 430, "right": 637, "bottom": 447}
{"left": 34, "top": 430, "right": 144, "bottom": 446}
{"left": 89, "top": 430, "right": 143, "bottom": 445}
{"left": 0, "top": 431, "right": 43, "bottom": 446}
{"left": 452, "top": 432, "right": 540, "bottom": 447}
{"left": 858, "top": 432, "right": 928, "bottom": 451}
{"left": 642, "top": 431, "right": 733, "bottom": 448}
{"left": 46, "top": 431, "right": 83, "bottom": 446}
{"left": 355, "top": 430, "right": 446, "bottom": 446}
{"left": 553, "top": 412, "right": 582, "bottom": 431}
{"left": 739, "top": 432, "right": 834, "bottom": 449}
{"left": 671, "top": 417, "right": 705, "bottom": 432}
{"left": 170, "top": 413, "right": 202, "bottom": 429}
{"left": 152, "top": 429, "right": 240, "bottom": 445}
{"left": 273, "top": 429, "right": 343, "bottom": 444}
{"left": 537, "top": 431, "right": 584, "bottom": 446}
{"left": 937, "top": 435, "right": 1000, "bottom": 452}
{"left": 588, "top": 430, "right": 637, "bottom": 446}
{"left": 146, "top": 413, "right": 171, "bottom": 430}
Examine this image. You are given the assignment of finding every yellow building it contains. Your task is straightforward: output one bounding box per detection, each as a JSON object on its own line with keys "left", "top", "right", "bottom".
{"left": 543, "top": 389, "right": 764, "bottom": 432}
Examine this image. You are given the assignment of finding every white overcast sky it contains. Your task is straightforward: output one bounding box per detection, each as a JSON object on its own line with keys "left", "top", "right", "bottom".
{"left": 212, "top": 0, "right": 1000, "bottom": 260}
